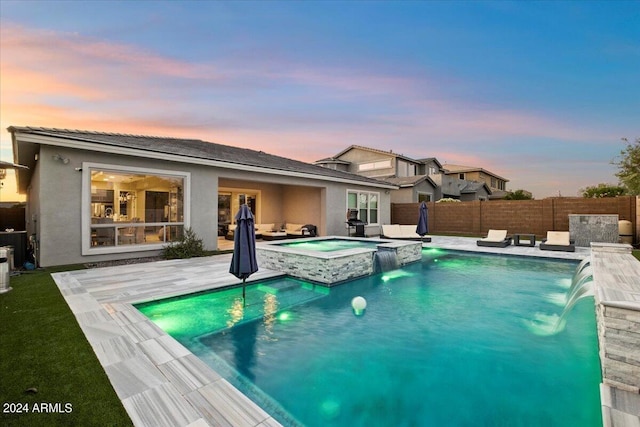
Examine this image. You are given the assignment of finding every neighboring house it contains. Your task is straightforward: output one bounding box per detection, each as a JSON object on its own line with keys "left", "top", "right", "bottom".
{"left": 9, "top": 127, "right": 397, "bottom": 267}
{"left": 429, "top": 174, "right": 492, "bottom": 201}
{"left": 442, "top": 164, "right": 509, "bottom": 200}
{"left": 315, "top": 145, "right": 494, "bottom": 202}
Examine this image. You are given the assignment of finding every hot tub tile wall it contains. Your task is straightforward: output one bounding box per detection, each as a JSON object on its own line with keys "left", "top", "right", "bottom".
{"left": 256, "top": 238, "right": 423, "bottom": 286}
{"left": 256, "top": 249, "right": 374, "bottom": 285}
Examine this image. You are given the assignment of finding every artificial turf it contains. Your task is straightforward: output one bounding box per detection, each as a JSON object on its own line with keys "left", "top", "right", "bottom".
{"left": 0, "top": 266, "right": 133, "bottom": 426}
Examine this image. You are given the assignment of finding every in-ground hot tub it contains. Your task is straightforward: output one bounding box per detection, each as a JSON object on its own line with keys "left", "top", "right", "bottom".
{"left": 256, "top": 236, "right": 422, "bottom": 285}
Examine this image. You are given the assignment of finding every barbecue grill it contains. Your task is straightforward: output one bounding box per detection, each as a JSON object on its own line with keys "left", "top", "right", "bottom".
{"left": 346, "top": 209, "right": 367, "bottom": 237}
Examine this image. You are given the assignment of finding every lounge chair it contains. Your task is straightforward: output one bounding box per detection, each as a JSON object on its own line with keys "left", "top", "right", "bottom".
{"left": 477, "top": 229, "right": 512, "bottom": 247}
{"left": 381, "top": 224, "right": 431, "bottom": 242}
{"left": 539, "top": 231, "right": 575, "bottom": 252}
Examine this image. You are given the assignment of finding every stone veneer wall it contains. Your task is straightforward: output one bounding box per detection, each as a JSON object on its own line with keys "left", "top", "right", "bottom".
{"left": 386, "top": 242, "right": 422, "bottom": 265}
{"left": 569, "top": 214, "right": 619, "bottom": 247}
{"left": 256, "top": 249, "right": 375, "bottom": 285}
{"left": 591, "top": 242, "right": 640, "bottom": 427}
{"left": 256, "top": 239, "right": 422, "bottom": 286}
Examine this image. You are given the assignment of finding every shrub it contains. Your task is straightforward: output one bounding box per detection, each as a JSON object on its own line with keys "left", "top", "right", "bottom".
{"left": 162, "top": 227, "right": 206, "bottom": 259}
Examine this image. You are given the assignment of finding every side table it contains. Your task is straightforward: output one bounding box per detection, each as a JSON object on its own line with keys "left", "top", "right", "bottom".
{"left": 514, "top": 233, "right": 536, "bottom": 247}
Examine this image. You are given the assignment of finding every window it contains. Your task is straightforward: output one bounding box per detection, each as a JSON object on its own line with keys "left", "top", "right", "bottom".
{"left": 418, "top": 193, "right": 432, "bottom": 202}
{"left": 347, "top": 190, "right": 379, "bottom": 224}
{"left": 83, "top": 163, "right": 189, "bottom": 254}
{"left": 458, "top": 173, "right": 465, "bottom": 180}
{"left": 397, "top": 160, "right": 417, "bottom": 178}
{"left": 428, "top": 166, "right": 438, "bottom": 175}
{"left": 358, "top": 159, "right": 391, "bottom": 172}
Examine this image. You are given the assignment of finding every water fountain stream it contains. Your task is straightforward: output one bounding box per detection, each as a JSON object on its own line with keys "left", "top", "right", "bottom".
{"left": 375, "top": 249, "right": 399, "bottom": 272}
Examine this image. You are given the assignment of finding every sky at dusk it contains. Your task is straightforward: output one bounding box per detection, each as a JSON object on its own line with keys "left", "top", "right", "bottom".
{"left": 1, "top": 0, "right": 638, "bottom": 200}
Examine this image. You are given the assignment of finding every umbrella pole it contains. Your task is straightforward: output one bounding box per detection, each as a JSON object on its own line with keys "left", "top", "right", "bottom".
{"left": 242, "top": 278, "right": 246, "bottom": 306}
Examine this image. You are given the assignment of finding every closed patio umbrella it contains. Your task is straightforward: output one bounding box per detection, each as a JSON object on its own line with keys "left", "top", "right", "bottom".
{"left": 229, "top": 204, "right": 259, "bottom": 304}
{"left": 416, "top": 201, "right": 429, "bottom": 243}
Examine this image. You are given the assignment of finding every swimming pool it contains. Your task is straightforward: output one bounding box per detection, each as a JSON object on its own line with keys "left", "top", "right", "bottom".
{"left": 136, "top": 250, "right": 602, "bottom": 426}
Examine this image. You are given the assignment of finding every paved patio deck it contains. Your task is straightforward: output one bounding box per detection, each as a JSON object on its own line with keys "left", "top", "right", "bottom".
{"left": 51, "top": 236, "right": 637, "bottom": 426}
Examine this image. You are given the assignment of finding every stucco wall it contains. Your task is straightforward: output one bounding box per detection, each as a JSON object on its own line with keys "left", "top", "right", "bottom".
{"left": 337, "top": 149, "right": 395, "bottom": 177}
{"left": 29, "top": 145, "right": 392, "bottom": 266}
{"left": 35, "top": 146, "right": 219, "bottom": 266}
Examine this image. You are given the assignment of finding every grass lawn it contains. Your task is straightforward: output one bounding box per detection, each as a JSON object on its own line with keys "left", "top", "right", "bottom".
{"left": 0, "top": 266, "right": 133, "bottom": 427}
{"left": 633, "top": 249, "right": 640, "bottom": 261}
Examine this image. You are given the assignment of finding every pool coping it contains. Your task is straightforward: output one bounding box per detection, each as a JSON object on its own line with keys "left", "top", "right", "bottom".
{"left": 50, "top": 236, "right": 637, "bottom": 426}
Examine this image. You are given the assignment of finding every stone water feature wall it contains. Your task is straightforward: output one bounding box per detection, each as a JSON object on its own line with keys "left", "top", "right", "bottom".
{"left": 569, "top": 215, "right": 619, "bottom": 247}
{"left": 591, "top": 242, "right": 640, "bottom": 426}
{"left": 256, "top": 248, "right": 374, "bottom": 285}
{"left": 256, "top": 238, "right": 422, "bottom": 286}
{"left": 378, "top": 241, "right": 423, "bottom": 266}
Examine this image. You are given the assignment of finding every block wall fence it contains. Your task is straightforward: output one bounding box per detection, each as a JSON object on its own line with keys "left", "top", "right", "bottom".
{"left": 391, "top": 196, "right": 638, "bottom": 243}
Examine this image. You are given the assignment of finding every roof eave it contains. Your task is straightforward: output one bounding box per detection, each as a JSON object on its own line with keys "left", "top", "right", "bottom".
{"left": 9, "top": 129, "right": 398, "bottom": 190}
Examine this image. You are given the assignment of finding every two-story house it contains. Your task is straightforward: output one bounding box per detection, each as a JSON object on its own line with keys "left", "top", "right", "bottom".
{"left": 315, "top": 145, "right": 496, "bottom": 203}
{"left": 441, "top": 164, "right": 509, "bottom": 200}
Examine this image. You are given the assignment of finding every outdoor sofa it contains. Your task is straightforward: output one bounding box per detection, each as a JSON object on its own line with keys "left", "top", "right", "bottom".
{"left": 476, "top": 229, "right": 512, "bottom": 247}
{"left": 226, "top": 223, "right": 277, "bottom": 240}
{"left": 539, "top": 231, "right": 575, "bottom": 252}
{"left": 285, "top": 223, "right": 316, "bottom": 238}
{"left": 260, "top": 223, "right": 317, "bottom": 240}
{"left": 381, "top": 224, "right": 432, "bottom": 242}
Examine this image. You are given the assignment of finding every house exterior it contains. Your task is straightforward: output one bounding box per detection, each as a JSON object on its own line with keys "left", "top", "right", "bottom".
{"left": 441, "top": 164, "right": 509, "bottom": 199}
{"left": 9, "top": 127, "right": 397, "bottom": 267}
{"left": 315, "top": 145, "right": 496, "bottom": 202}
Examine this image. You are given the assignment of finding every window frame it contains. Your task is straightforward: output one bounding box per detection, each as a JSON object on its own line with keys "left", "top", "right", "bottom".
{"left": 358, "top": 159, "right": 392, "bottom": 172}
{"left": 81, "top": 162, "right": 191, "bottom": 255}
{"left": 417, "top": 192, "right": 432, "bottom": 203}
{"left": 346, "top": 189, "right": 380, "bottom": 226}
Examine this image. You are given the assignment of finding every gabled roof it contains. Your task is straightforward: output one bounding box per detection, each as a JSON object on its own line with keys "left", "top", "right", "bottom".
{"left": 314, "top": 157, "right": 351, "bottom": 165}
{"left": 442, "top": 164, "right": 508, "bottom": 182}
{"left": 381, "top": 175, "right": 438, "bottom": 188}
{"left": 415, "top": 157, "right": 443, "bottom": 169}
{"left": 9, "top": 126, "right": 397, "bottom": 190}
{"left": 459, "top": 181, "right": 491, "bottom": 194}
{"left": 326, "top": 145, "right": 419, "bottom": 164}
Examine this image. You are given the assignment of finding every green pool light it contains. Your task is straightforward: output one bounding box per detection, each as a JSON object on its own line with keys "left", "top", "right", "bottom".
{"left": 278, "top": 312, "right": 292, "bottom": 321}
{"left": 380, "top": 270, "right": 413, "bottom": 281}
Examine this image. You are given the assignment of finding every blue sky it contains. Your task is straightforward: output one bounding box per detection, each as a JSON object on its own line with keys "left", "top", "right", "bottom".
{"left": 1, "top": 0, "right": 638, "bottom": 199}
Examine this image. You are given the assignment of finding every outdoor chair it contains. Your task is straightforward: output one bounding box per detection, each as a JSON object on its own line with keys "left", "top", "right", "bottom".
{"left": 477, "top": 229, "right": 512, "bottom": 247}
{"left": 381, "top": 224, "right": 431, "bottom": 242}
{"left": 539, "top": 231, "right": 575, "bottom": 252}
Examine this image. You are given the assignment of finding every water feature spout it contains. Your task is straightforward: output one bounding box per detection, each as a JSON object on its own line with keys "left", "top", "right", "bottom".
{"left": 375, "top": 249, "right": 399, "bottom": 273}
{"left": 553, "top": 263, "right": 595, "bottom": 333}
{"left": 575, "top": 257, "right": 591, "bottom": 276}
{"left": 527, "top": 260, "right": 596, "bottom": 336}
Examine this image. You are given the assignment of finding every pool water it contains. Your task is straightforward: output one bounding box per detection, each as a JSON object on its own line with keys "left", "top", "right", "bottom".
{"left": 275, "top": 238, "right": 383, "bottom": 252}
{"left": 137, "top": 250, "right": 602, "bottom": 427}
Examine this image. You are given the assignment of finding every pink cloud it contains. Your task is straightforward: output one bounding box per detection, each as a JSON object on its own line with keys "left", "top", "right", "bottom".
{"left": 1, "top": 24, "right": 220, "bottom": 81}
{"left": 0, "top": 23, "right": 619, "bottom": 200}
